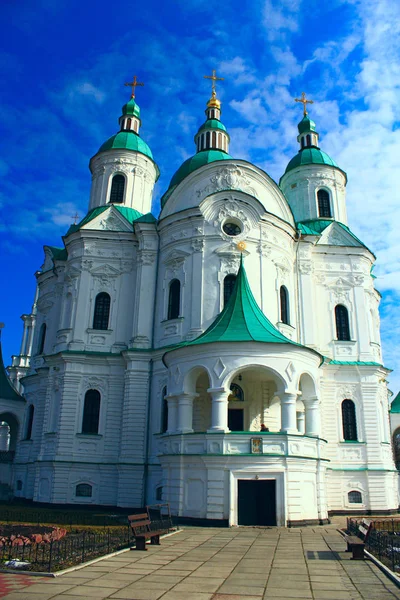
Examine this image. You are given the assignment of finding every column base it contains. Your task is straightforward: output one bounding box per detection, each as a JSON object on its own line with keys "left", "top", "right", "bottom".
{"left": 207, "top": 427, "right": 229, "bottom": 433}
{"left": 280, "top": 428, "right": 298, "bottom": 434}
{"left": 176, "top": 428, "right": 194, "bottom": 434}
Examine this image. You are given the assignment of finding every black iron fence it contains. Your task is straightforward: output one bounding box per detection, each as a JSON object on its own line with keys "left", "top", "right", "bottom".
{"left": 0, "top": 526, "right": 132, "bottom": 572}
{"left": 347, "top": 518, "right": 400, "bottom": 573}
{"left": 0, "top": 507, "right": 130, "bottom": 528}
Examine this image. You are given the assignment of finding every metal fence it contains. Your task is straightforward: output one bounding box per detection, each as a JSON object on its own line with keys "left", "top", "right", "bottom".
{"left": 0, "top": 507, "right": 130, "bottom": 528}
{"left": 0, "top": 526, "right": 132, "bottom": 572}
{"left": 347, "top": 518, "right": 400, "bottom": 573}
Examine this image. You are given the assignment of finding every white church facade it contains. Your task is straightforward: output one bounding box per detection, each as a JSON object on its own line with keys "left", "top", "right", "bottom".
{"left": 1, "top": 78, "right": 398, "bottom": 526}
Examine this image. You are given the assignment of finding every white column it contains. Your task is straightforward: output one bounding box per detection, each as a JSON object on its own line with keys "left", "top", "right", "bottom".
{"left": 304, "top": 396, "right": 321, "bottom": 437}
{"left": 280, "top": 392, "right": 298, "bottom": 433}
{"left": 177, "top": 394, "right": 196, "bottom": 434}
{"left": 167, "top": 395, "right": 178, "bottom": 434}
{"left": 207, "top": 388, "right": 229, "bottom": 432}
{"left": 296, "top": 411, "right": 305, "bottom": 434}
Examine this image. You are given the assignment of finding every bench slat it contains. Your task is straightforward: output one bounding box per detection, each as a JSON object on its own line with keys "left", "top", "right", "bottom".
{"left": 128, "top": 513, "right": 148, "bottom": 521}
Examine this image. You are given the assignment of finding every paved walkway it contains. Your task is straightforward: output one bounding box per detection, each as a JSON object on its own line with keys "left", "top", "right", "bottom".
{"left": 1, "top": 526, "right": 400, "bottom": 599}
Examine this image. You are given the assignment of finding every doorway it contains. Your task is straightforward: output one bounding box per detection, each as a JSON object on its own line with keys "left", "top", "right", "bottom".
{"left": 228, "top": 409, "right": 244, "bottom": 431}
{"left": 237, "top": 479, "right": 276, "bottom": 526}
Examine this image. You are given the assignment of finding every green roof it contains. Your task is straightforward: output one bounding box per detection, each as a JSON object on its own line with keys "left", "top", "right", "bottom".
{"left": 98, "top": 131, "right": 154, "bottom": 161}
{"left": 161, "top": 149, "right": 233, "bottom": 207}
{"left": 0, "top": 341, "right": 23, "bottom": 402}
{"left": 284, "top": 147, "right": 339, "bottom": 174}
{"left": 327, "top": 360, "right": 386, "bottom": 367}
{"left": 184, "top": 257, "right": 317, "bottom": 351}
{"left": 45, "top": 246, "right": 67, "bottom": 261}
{"left": 391, "top": 392, "right": 400, "bottom": 414}
{"left": 197, "top": 119, "right": 227, "bottom": 134}
{"left": 65, "top": 205, "right": 151, "bottom": 235}
{"left": 297, "top": 219, "right": 369, "bottom": 250}
{"left": 298, "top": 115, "right": 317, "bottom": 135}
{"left": 122, "top": 98, "right": 140, "bottom": 118}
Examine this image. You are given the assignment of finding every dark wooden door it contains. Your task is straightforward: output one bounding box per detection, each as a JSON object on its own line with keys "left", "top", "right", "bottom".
{"left": 237, "top": 480, "right": 277, "bottom": 526}
{"left": 228, "top": 409, "right": 244, "bottom": 431}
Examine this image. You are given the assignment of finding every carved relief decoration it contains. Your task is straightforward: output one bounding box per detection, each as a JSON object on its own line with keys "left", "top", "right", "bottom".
{"left": 196, "top": 166, "right": 257, "bottom": 200}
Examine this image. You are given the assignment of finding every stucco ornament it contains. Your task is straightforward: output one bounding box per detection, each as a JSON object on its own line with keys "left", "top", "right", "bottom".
{"left": 196, "top": 165, "right": 257, "bottom": 200}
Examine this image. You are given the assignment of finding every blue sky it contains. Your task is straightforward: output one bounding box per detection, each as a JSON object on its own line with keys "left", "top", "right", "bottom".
{"left": 1, "top": 0, "right": 399, "bottom": 394}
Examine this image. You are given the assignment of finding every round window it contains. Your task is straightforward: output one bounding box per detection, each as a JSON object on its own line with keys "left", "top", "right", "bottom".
{"left": 223, "top": 222, "right": 242, "bottom": 236}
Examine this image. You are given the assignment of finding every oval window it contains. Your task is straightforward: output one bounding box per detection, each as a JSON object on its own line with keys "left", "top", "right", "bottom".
{"left": 223, "top": 222, "right": 241, "bottom": 236}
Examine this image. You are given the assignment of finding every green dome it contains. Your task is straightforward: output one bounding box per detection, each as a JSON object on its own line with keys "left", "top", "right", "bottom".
{"left": 122, "top": 98, "right": 140, "bottom": 118}
{"left": 98, "top": 131, "right": 154, "bottom": 159}
{"left": 161, "top": 149, "right": 233, "bottom": 208}
{"left": 285, "top": 147, "right": 338, "bottom": 174}
{"left": 169, "top": 149, "right": 232, "bottom": 188}
{"left": 298, "top": 115, "right": 316, "bottom": 134}
{"left": 197, "top": 119, "right": 227, "bottom": 134}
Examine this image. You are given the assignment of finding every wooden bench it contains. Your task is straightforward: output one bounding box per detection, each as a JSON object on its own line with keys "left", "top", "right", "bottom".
{"left": 344, "top": 518, "right": 373, "bottom": 559}
{"left": 128, "top": 513, "right": 165, "bottom": 551}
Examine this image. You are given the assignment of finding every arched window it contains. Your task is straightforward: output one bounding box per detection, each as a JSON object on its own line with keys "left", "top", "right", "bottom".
{"left": 82, "top": 390, "right": 101, "bottom": 435}
{"left": 76, "top": 483, "right": 92, "bottom": 497}
{"left": 26, "top": 405, "right": 34, "bottom": 440}
{"left": 218, "top": 132, "right": 222, "bottom": 148}
{"left": 161, "top": 387, "right": 168, "bottom": 433}
{"left": 224, "top": 275, "right": 236, "bottom": 306}
{"left": 348, "top": 490, "right": 362, "bottom": 504}
{"left": 335, "top": 305, "right": 350, "bottom": 341}
{"left": 317, "top": 189, "right": 332, "bottom": 218}
{"left": 301, "top": 137, "right": 305, "bottom": 148}
{"left": 212, "top": 131, "right": 217, "bottom": 147}
{"left": 280, "top": 286, "right": 290, "bottom": 325}
{"left": 229, "top": 383, "right": 244, "bottom": 401}
{"left": 306, "top": 134, "right": 311, "bottom": 146}
{"left": 342, "top": 399, "right": 358, "bottom": 441}
{"left": 393, "top": 429, "right": 400, "bottom": 469}
{"left": 206, "top": 131, "right": 211, "bottom": 148}
{"left": 156, "top": 486, "right": 163, "bottom": 501}
{"left": 16, "top": 480, "right": 23, "bottom": 491}
{"left": 167, "top": 279, "right": 180, "bottom": 320}
{"left": 109, "top": 174, "right": 125, "bottom": 204}
{"left": 127, "top": 118, "right": 132, "bottom": 130}
{"left": 93, "top": 292, "right": 111, "bottom": 330}
{"left": 200, "top": 135, "right": 205, "bottom": 151}
{"left": 37, "top": 323, "right": 46, "bottom": 355}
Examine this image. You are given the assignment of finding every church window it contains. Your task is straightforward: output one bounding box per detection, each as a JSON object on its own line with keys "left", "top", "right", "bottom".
{"left": 82, "top": 390, "right": 101, "bottom": 435}
{"left": 168, "top": 279, "right": 181, "bottom": 320}
{"left": 342, "top": 399, "right": 358, "bottom": 441}
{"left": 37, "top": 323, "right": 46, "bottom": 355}
{"left": 127, "top": 118, "right": 131, "bottom": 130}
{"left": 223, "top": 222, "right": 241, "bottom": 236}
{"left": 200, "top": 135, "right": 205, "bottom": 151}
{"left": 280, "top": 286, "right": 290, "bottom": 325}
{"left": 218, "top": 132, "right": 222, "bottom": 148}
{"left": 348, "top": 490, "right": 362, "bottom": 503}
{"left": 25, "top": 405, "right": 34, "bottom": 440}
{"left": 156, "top": 486, "right": 163, "bottom": 501}
{"left": 393, "top": 429, "right": 400, "bottom": 469}
{"left": 93, "top": 293, "right": 111, "bottom": 330}
{"left": 306, "top": 134, "right": 311, "bottom": 146}
{"left": 317, "top": 189, "right": 332, "bottom": 218}
{"left": 335, "top": 305, "right": 350, "bottom": 341}
{"left": 161, "top": 386, "right": 168, "bottom": 433}
{"left": 224, "top": 275, "right": 237, "bottom": 306}
{"left": 212, "top": 131, "right": 217, "bottom": 147}
{"left": 16, "top": 480, "right": 23, "bottom": 491}
{"left": 110, "top": 174, "right": 125, "bottom": 204}
{"left": 206, "top": 131, "right": 211, "bottom": 148}
{"left": 301, "top": 137, "right": 305, "bottom": 148}
{"left": 76, "top": 483, "right": 92, "bottom": 497}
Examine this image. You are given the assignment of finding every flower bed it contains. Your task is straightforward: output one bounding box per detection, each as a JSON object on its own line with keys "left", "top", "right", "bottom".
{"left": 0, "top": 525, "right": 67, "bottom": 547}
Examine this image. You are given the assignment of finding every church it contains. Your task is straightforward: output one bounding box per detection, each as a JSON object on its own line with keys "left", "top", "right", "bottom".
{"left": 0, "top": 72, "right": 398, "bottom": 526}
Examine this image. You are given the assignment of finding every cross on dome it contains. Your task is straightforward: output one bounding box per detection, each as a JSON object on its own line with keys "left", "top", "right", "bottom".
{"left": 204, "top": 69, "right": 224, "bottom": 99}
{"left": 295, "top": 91, "right": 314, "bottom": 116}
{"left": 124, "top": 75, "right": 144, "bottom": 99}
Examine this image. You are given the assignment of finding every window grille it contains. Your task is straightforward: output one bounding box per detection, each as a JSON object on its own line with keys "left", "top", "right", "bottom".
{"left": 280, "top": 286, "right": 289, "bottom": 325}
{"left": 76, "top": 483, "right": 92, "bottom": 497}
{"left": 110, "top": 174, "right": 125, "bottom": 203}
{"left": 93, "top": 293, "right": 111, "bottom": 330}
{"left": 317, "top": 189, "right": 332, "bottom": 217}
{"left": 348, "top": 490, "right": 362, "bottom": 503}
{"left": 335, "top": 305, "right": 350, "bottom": 341}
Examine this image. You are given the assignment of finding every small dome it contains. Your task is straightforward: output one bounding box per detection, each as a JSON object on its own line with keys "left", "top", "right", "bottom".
{"left": 284, "top": 148, "right": 338, "bottom": 174}
{"left": 98, "top": 131, "right": 154, "bottom": 160}
{"left": 298, "top": 115, "right": 316, "bottom": 135}
{"left": 122, "top": 98, "right": 141, "bottom": 118}
{"left": 197, "top": 119, "right": 227, "bottom": 134}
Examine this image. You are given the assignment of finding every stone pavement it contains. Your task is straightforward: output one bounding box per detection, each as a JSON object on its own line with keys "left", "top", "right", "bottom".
{"left": 1, "top": 526, "right": 400, "bottom": 600}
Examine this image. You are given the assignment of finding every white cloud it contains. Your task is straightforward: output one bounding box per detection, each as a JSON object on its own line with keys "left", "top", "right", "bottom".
{"left": 70, "top": 82, "right": 106, "bottom": 103}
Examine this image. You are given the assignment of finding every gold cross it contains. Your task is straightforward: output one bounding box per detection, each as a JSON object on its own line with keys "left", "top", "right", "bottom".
{"left": 204, "top": 69, "right": 224, "bottom": 95}
{"left": 295, "top": 91, "right": 314, "bottom": 116}
{"left": 124, "top": 75, "right": 144, "bottom": 99}
{"left": 71, "top": 212, "right": 79, "bottom": 224}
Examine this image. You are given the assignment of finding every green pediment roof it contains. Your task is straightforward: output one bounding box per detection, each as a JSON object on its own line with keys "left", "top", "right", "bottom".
{"left": 0, "top": 342, "right": 23, "bottom": 402}
{"left": 297, "top": 220, "right": 370, "bottom": 251}
{"left": 45, "top": 246, "right": 68, "bottom": 261}
{"left": 161, "top": 149, "right": 233, "bottom": 208}
{"left": 65, "top": 205, "right": 153, "bottom": 235}
{"left": 284, "top": 147, "right": 339, "bottom": 174}
{"left": 390, "top": 392, "right": 400, "bottom": 413}
{"left": 185, "top": 257, "right": 316, "bottom": 350}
